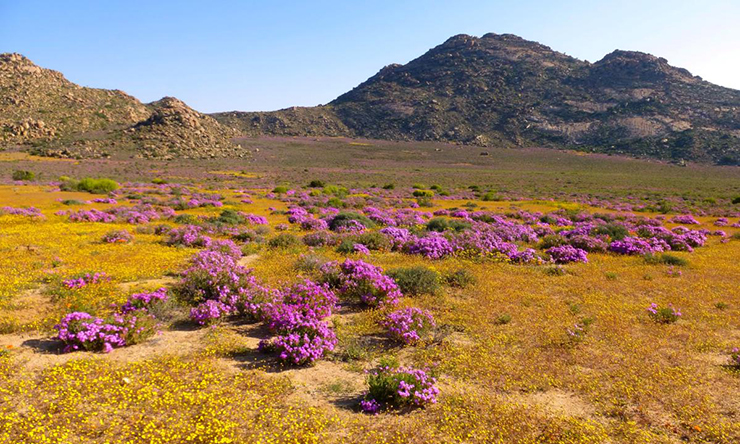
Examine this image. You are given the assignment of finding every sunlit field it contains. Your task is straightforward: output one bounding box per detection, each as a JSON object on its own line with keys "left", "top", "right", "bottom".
{"left": 1, "top": 140, "right": 740, "bottom": 443}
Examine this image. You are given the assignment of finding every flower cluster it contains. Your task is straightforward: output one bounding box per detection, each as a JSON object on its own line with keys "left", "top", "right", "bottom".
{"left": 647, "top": 303, "right": 682, "bottom": 324}
{"left": 321, "top": 259, "right": 401, "bottom": 307}
{"left": 62, "top": 272, "right": 109, "bottom": 289}
{"left": 729, "top": 348, "right": 740, "bottom": 367}
{"left": 362, "top": 365, "right": 439, "bottom": 412}
{"left": 671, "top": 214, "right": 700, "bottom": 225}
{"left": 102, "top": 230, "right": 133, "bottom": 244}
{"left": 258, "top": 318, "right": 337, "bottom": 365}
{"left": 166, "top": 225, "right": 212, "bottom": 247}
{"left": 546, "top": 245, "right": 589, "bottom": 264}
{"left": 0, "top": 206, "right": 44, "bottom": 218}
{"left": 55, "top": 288, "right": 168, "bottom": 352}
{"left": 406, "top": 233, "right": 454, "bottom": 259}
{"left": 380, "top": 307, "right": 436, "bottom": 344}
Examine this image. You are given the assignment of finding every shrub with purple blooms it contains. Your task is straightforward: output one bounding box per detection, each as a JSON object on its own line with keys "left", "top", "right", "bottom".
{"left": 362, "top": 362, "right": 439, "bottom": 412}
{"left": 647, "top": 303, "right": 681, "bottom": 324}
{"left": 102, "top": 229, "right": 133, "bottom": 244}
{"left": 321, "top": 259, "right": 401, "bottom": 307}
{"left": 381, "top": 307, "right": 436, "bottom": 344}
{"left": 55, "top": 288, "right": 168, "bottom": 353}
{"left": 546, "top": 245, "right": 588, "bottom": 264}
{"left": 258, "top": 318, "right": 337, "bottom": 365}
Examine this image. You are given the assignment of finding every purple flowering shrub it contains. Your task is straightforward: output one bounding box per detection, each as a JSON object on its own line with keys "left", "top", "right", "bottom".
{"left": 166, "top": 225, "right": 212, "bottom": 247}
{"left": 729, "top": 348, "right": 740, "bottom": 367}
{"left": 406, "top": 233, "right": 453, "bottom": 259}
{"left": 258, "top": 318, "right": 337, "bottom": 365}
{"left": 55, "top": 288, "right": 169, "bottom": 353}
{"left": 102, "top": 229, "right": 133, "bottom": 244}
{"left": 320, "top": 259, "right": 401, "bottom": 307}
{"left": 176, "top": 245, "right": 273, "bottom": 324}
{"left": 381, "top": 307, "right": 436, "bottom": 344}
{"left": 671, "top": 214, "right": 700, "bottom": 225}
{"left": 647, "top": 303, "right": 682, "bottom": 324}
{"left": 0, "top": 206, "right": 44, "bottom": 218}
{"left": 362, "top": 361, "right": 439, "bottom": 412}
{"left": 546, "top": 245, "right": 589, "bottom": 264}
{"left": 278, "top": 279, "right": 338, "bottom": 320}
{"left": 62, "top": 272, "right": 110, "bottom": 289}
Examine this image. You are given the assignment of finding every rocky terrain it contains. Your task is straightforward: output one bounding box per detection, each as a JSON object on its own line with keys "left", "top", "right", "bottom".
{"left": 0, "top": 53, "right": 240, "bottom": 159}
{"left": 213, "top": 33, "right": 740, "bottom": 165}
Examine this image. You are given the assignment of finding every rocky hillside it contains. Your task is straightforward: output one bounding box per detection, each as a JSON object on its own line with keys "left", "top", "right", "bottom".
{"left": 0, "top": 53, "right": 240, "bottom": 159}
{"left": 128, "top": 97, "right": 240, "bottom": 159}
{"left": 213, "top": 33, "right": 740, "bottom": 165}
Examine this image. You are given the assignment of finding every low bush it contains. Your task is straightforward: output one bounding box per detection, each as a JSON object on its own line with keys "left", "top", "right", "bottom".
{"left": 644, "top": 253, "right": 688, "bottom": 266}
{"left": 76, "top": 177, "right": 119, "bottom": 194}
{"left": 647, "top": 303, "right": 681, "bottom": 324}
{"left": 268, "top": 233, "right": 301, "bottom": 249}
{"left": 386, "top": 266, "right": 441, "bottom": 296}
{"left": 444, "top": 269, "right": 476, "bottom": 288}
{"left": 12, "top": 170, "right": 35, "bottom": 181}
{"left": 361, "top": 360, "right": 439, "bottom": 412}
{"left": 328, "top": 212, "right": 376, "bottom": 231}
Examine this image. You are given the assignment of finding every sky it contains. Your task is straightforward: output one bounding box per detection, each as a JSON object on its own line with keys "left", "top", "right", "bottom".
{"left": 1, "top": 0, "right": 739, "bottom": 113}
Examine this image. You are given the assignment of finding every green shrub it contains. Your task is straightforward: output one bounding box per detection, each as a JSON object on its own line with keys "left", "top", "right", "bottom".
{"left": 174, "top": 214, "right": 200, "bottom": 225}
{"left": 430, "top": 184, "right": 443, "bottom": 191}
{"left": 413, "top": 189, "right": 434, "bottom": 198}
{"left": 294, "top": 254, "right": 328, "bottom": 273}
{"left": 272, "top": 186, "right": 289, "bottom": 194}
{"left": 12, "top": 170, "right": 35, "bottom": 181}
{"left": 411, "top": 183, "right": 426, "bottom": 190}
{"left": 268, "top": 233, "right": 300, "bottom": 249}
{"left": 426, "top": 217, "right": 470, "bottom": 233}
{"left": 233, "top": 229, "right": 264, "bottom": 243}
{"left": 214, "top": 209, "right": 244, "bottom": 225}
{"left": 382, "top": 183, "right": 395, "bottom": 190}
{"left": 327, "top": 197, "right": 345, "bottom": 208}
{"left": 328, "top": 212, "right": 376, "bottom": 231}
{"left": 544, "top": 265, "right": 567, "bottom": 276}
{"left": 539, "top": 234, "right": 567, "bottom": 249}
{"left": 308, "top": 180, "right": 326, "bottom": 188}
{"left": 76, "top": 178, "right": 119, "bottom": 194}
{"left": 416, "top": 197, "right": 434, "bottom": 207}
{"left": 152, "top": 178, "right": 167, "bottom": 185}
{"left": 481, "top": 191, "right": 501, "bottom": 202}
{"left": 386, "top": 266, "right": 441, "bottom": 296}
{"left": 494, "top": 314, "right": 512, "bottom": 325}
{"left": 592, "top": 223, "right": 629, "bottom": 241}
{"left": 444, "top": 269, "right": 476, "bottom": 288}
{"left": 353, "top": 232, "right": 391, "bottom": 250}
{"left": 323, "top": 185, "right": 348, "bottom": 197}
{"left": 336, "top": 238, "right": 358, "bottom": 254}
{"left": 644, "top": 253, "right": 688, "bottom": 267}
{"left": 61, "top": 199, "right": 84, "bottom": 206}
{"left": 732, "top": 196, "right": 740, "bottom": 205}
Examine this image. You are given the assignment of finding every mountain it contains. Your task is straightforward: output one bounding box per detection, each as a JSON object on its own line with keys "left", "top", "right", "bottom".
{"left": 212, "top": 33, "right": 740, "bottom": 165}
{"left": 0, "top": 53, "right": 240, "bottom": 159}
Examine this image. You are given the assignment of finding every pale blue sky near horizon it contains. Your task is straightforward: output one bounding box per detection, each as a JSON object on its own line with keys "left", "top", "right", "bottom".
{"left": 1, "top": 0, "right": 739, "bottom": 113}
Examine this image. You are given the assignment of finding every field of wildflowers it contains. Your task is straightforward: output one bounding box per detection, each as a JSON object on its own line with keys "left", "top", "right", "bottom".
{"left": 1, "top": 142, "right": 740, "bottom": 443}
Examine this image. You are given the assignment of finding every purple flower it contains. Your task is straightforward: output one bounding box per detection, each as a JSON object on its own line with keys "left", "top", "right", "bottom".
{"left": 546, "top": 245, "right": 588, "bottom": 264}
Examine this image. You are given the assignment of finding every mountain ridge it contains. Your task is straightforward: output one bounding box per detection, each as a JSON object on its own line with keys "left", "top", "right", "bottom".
{"left": 212, "top": 33, "right": 740, "bottom": 165}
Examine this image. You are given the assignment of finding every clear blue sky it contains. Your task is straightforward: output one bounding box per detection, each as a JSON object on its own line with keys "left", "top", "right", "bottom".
{"left": 2, "top": 0, "right": 739, "bottom": 113}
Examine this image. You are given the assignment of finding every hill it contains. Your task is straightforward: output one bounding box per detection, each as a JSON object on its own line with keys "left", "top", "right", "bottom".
{"left": 212, "top": 33, "right": 740, "bottom": 164}
{"left": 0, "top": 53, "right": 240, "bottom": 159}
